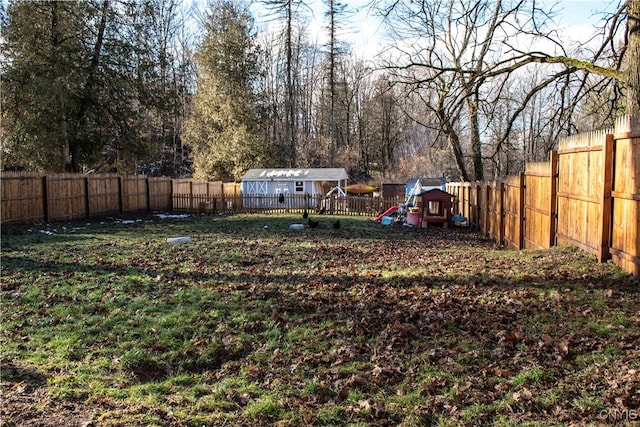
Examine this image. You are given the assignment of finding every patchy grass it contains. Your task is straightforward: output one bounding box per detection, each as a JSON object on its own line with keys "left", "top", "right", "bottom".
{"left": 1, "top": 213, "right": 638, "bottom": 426}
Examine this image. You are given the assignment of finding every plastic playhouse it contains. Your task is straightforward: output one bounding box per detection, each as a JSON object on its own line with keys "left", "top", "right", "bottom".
{"left": 414, "top": 188, "right": 454, "bottom": 228}
{"left": 375, "top": 178, "right": 467, "bottom": 227}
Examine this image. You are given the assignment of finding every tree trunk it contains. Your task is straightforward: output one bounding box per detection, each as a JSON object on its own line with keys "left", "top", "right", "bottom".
{"left": 447, "top": 132, "right": 470, "bottom": 182}
{"left": 285, "top": 0, "right": 297, "bottom": 167}
{"left": 50, "top": 1, "right": 71, "bottom": 172}
{"left": 466, "top": 92, "right": 484, "bottom": 181}
{"left": 436, "top": 107, "right": 470, "bottom": 182}
{"left": 627, "top": 0, "right": 640, "bottom": 117}
{"left": 329, "top": 0, "right": 337, "bottom": 167}
{"left": 70, "top": 0, "right": 109, "bottom": 172}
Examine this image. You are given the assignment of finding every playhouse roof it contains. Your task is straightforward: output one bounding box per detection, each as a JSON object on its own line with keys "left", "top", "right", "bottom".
{"left": 417, "top": 188, "right": 455, "bottom": 198}
{"left": 241, "top": 168, "right": 348, "bottom": 181}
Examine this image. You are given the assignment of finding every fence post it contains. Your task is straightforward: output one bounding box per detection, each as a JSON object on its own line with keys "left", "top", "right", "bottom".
{"left": 499, "top": 181, "right": 505, "bottom": 246}
{"left": 188, "top": 180, "right": 193, "bottom": 212}
{"left": 222, "top": 183, "right": 226, "bottom": 212}
{"left": 146, "top": 176, "right": 151, "bottom": 213}
{"left": 484, "top": 183, "right": 490, "bottom": 236}
{"left": 549, "top": 150, "right": 558, "bottom": 248}
{"left": 170, "top": 179, "right": 175, "bottom": 212}
{"left": 518, "top": 171, "right": 525, "bottom": 250}
{"left": 118, "top": 176, "right": 124, "bottom": 214}
{"left": 85, "top": 176, "right": 91, "bottom": 218}
{"left": 599, "top": 133, "right": 615, "bottom": 262}
{"left": 42, "top": 175, "right": 50, "bottom": 223}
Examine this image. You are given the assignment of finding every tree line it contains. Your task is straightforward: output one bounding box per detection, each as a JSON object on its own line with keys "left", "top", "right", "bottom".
{"left": 1, "top": 0, "right": 637, "bottom": 182}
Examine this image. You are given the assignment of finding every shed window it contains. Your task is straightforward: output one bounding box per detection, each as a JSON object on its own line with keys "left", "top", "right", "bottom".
{"left": 295, "top": 181, "right": 304, "bottom": 192}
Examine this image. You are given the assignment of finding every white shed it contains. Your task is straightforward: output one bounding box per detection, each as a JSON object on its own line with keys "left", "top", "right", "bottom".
{"left": 240, "top": 168, "right": 348, "bottom": 208}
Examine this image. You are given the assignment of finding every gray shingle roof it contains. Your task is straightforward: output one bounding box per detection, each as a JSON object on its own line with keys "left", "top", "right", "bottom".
{"left": 241, "top": 168, "right": 348, "bottom": 181}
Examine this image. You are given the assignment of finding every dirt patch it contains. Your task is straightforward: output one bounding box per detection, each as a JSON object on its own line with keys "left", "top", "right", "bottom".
{"left": 1, "top": 362, "right": 99, "bottom": 427}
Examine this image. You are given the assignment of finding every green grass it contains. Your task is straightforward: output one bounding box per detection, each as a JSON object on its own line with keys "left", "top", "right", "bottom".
{"left": 1, "top": 213, "right": 638, "bottom": 426}
{"left": 510, "top": 366, "right": 546, "bottom": 386}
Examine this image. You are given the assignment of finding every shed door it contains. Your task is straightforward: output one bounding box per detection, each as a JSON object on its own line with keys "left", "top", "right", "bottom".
{"left": 247, "top": 181, "right": 267, "bottom": 194}
{"left": 275, "top": 183, "right": 290, "bottom": 194}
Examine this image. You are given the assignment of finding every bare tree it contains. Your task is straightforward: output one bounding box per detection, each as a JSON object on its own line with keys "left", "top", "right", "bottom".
{"left": 379, "top": 0, "right": 636, "bottom": 181}
{"left": 519, "top": 0, "right": 639, "bottom": 118}
{"left": 323, "top": 0, "right": 351, "bottom": 167}
{"left": 260, "top": 0, "right": 310, "bottom": 167}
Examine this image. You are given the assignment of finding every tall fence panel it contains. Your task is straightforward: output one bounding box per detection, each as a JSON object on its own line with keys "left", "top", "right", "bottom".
{"left": 446, "top": 182, "right": 482, "bottom": 227}
{"left": 87, "top": 175, "right": 120, "bottom": 217}
{"left": 1, "top": 172, "right": 46, "bottom": 224}
{"left": 148, "top": 177, "right": 172, "bottom": 211}
{"left": 485, "top": 181, "right": 503, "bottom": 244}
{"left": 503, "top": 173, "right": 525, "bottom": 250}
{"left": 121, "top": 176, "right": 148, "bottom": 213}
{"left": 223, "top": 183, "right": 241, "bottom": 210}
{"left": 611, "top": 117, "right": 640, "bottom": 276}
{"left": 46, "top": 174, "right": 87, "bottom": 222}
{"left": 172, "top": 180, "right": 226, "bottom": 212}
{"left": 524, "top": 160, "right": 555, "bottom": 249}
{"left": 172, "top": 179, "right": 195, "bottom": 212}
{"left": 447, "top": 182, "right": 469, "bottom": 222}
{"left": 555, "top": 130, "right": 612, "bottom": 258}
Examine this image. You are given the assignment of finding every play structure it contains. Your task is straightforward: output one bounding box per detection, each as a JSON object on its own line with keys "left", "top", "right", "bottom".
{"left": 319, "top": 186, "right": 348, "bottom": 212}
{"left": 324, "top": 186, "right": 347, "bottom": 198}
{"left": 415, "top": 189, "right": 454, "bottom": 228}
{"left": 374, "top": 206, "right": 398, "bottom": 222}
{"left": 374, "top": 179, "right": 467, "bottom": 227}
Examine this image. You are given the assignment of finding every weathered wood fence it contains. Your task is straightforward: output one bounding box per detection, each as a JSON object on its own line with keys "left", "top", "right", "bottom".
{"left": 1, "top": 172, "right": 400, "bottom": 224}
{"left": 1, "top": 173, "right": 176, "bottom": 223}
{"left": 447, "top": 116, "right": 639, "bottom": 277}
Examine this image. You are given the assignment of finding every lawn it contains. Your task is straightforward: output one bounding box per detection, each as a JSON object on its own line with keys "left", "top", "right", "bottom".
{"left": 1, "top": 213, "right": 638, "bottom": 426}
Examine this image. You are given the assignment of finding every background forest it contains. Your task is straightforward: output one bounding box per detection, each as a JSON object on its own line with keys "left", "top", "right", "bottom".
{"left": 1, "top": 0, "right": 637, "bottom": 183}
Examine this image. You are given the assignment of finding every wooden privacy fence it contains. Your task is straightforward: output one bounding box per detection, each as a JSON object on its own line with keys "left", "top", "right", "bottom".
{"left": 1, "top": 173, "right": 174, "bottom": 223}
{"left": 447, "top": 116, "right": 639, "bottom": 277}
{"left": 1, "top": 172, "right": 399, "bottom": 223}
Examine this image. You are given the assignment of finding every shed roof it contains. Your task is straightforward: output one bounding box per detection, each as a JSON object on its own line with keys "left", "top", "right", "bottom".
{"left": 241, "top": 168, "right": 348, "bottom": 181}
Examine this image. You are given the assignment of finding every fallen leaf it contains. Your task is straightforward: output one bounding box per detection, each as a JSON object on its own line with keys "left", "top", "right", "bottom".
{"left": 554, "top": 338, "right": 569, "bottom": 355}
{"left": 494, "top": 368, "right": 510, "bottom": 377}
{"left": 513, "top": 388, "right": 532, "bottom": 402}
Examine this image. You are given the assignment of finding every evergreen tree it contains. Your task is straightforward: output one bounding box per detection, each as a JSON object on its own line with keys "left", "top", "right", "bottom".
{"left": 183, "top": 0, "right": 267, "bottom": 181}
{"left": 1, "top": 0, "right": 187, "bottom": 173}
{"left": 1, "top": 1, "right": 88, "bottom": 171}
